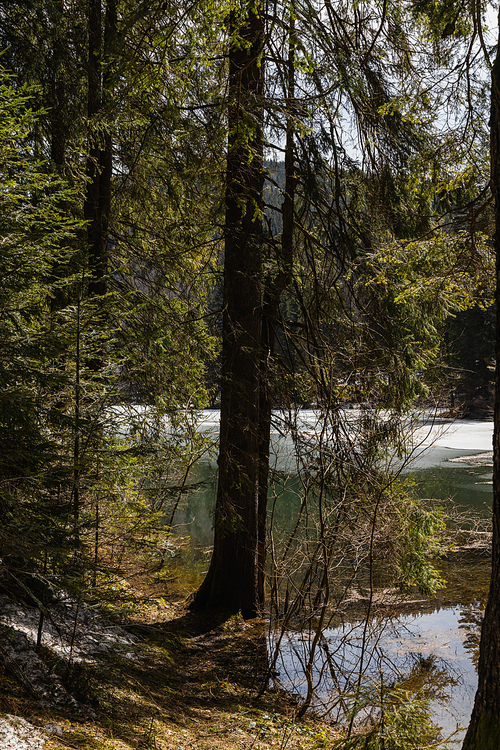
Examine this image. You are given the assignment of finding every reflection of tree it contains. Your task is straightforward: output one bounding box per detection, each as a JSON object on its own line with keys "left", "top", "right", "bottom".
{"left": 401, "top": 653, "right": 457, "bottom": 702}
{"left": 268, "top": 613, "right": 455, "bottom": 743}
{"left": 459, "top": 604, "right": 484, "bottom": 668}
{"left": 265, "top": 408, "right": 448, "bottom": 714}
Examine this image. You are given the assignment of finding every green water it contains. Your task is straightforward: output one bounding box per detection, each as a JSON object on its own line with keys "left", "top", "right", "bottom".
{"left": 170, "top": 451, "right": 493, "bottom": 569}
{"left": 409, "top": 463, "right": 492, "bottom": 517}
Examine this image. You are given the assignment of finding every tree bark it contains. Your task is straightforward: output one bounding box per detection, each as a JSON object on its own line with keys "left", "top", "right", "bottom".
{"left": 84, "top": 0, "right": 103, "bottom": 288}
{"left": 257, "top": 14, "right": 296, "bottom": 606}
{"left": 49, "top": 0, "right": 67, "bottom": 170}
{"left": 462, "top": 20, "right": 500, "bottom": 749}
{"left": 191, "top": 0, "right": 264, "bottom": 619}
{"left": 83, "top": 0, "right": 115, "bottom": 385}
{"left": 85, "top": 0, "right": 115, "bottom": 302}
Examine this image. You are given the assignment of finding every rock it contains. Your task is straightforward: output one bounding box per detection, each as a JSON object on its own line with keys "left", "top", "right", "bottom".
{"left": 43, "top": 724, "right": 63, "bottom": 736}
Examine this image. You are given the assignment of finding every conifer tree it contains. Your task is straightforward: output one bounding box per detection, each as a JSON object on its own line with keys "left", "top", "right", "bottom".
{"left": 191, "top": 0, "right": 265, "bottom": 618}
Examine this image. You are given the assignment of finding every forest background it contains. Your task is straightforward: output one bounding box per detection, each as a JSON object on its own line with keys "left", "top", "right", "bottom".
{"left": 0, "top": 0, "right": 499, "bottom": 748}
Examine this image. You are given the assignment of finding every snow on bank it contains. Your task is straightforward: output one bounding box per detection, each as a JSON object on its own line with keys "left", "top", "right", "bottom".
{"left": 0, "top": 716, "right": 46, "bottom": 750}
{"left": 0, "top": 716, "right": 63, "bottom": 749}
{"left": 0, "top": 594, "right": 139, "bottom": 716}
{"left": 0, "top": 596, "right": 138, "bottom": 663}
{"left": 412, "top": 419, "right": 493, "bottom": 452}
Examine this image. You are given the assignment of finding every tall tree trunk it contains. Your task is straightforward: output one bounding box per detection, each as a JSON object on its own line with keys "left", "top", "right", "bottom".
{"left": 257, "top": 13, "right": 296, "bottom": 606}
{"left": 85, "top": 0, "right": 115, "bottom": 302}
{"left": 84, "top": 0, "right": 103, "bottom": 288}
{"left": 73, "top": 0, "right": 104, "bottom": 534}
{"left": 191, "top": 0, "right": 264, "bottom": 619}
{"left": 49, "top": 0, "right": 66, "bottom": 171}
{"left": 47, "top": 0, "right": 70, "bottom": 314}
{"left": 74, "top": 0, "right": 115, "bottom": 527}
{"left": 462, "top": 20, "right": 500, "bottom": 749}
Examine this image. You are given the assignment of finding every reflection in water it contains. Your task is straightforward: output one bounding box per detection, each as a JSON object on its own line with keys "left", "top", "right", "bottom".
{"left": 168, "top": 461, "right": 305, "bottom": 573}
{"left": 271, "top": 604, "right": 482, "bottom": 742}
{"left": 169, "top": 462, "right": 216, "bottom": 548}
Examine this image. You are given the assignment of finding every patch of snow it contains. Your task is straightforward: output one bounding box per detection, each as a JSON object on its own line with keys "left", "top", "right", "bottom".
{"left": 0, "top": 715, "right": 45, "bottom": 750}
{"left": 411, "top": 420, "right": 493, "bottom": 452}
{"left": 448, "top": 451, "right": 493, "bottom": 466}
{"left": 0, "top": 625, "right": 85, "bottom": 714}
{"left": 0, "top": 596, "right": 138, "bottom": 663}
{"left": 0, "top": 593, "right": 140, "bottom": 715}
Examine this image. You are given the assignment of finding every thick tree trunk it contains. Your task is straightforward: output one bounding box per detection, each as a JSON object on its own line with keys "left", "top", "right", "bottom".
{"left": 257, "top": 17, "right": 296, "bottom": 606}
{"left": 462, "top": 27, "right": 500, "bottom": 750}
{"left": 192, "top": 1, "right": 264, "bottom": 619}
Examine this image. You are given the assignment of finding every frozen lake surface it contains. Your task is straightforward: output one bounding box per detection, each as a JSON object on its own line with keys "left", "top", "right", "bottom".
{"left": 408, "top": 418, "right": 493, "bottom": 469}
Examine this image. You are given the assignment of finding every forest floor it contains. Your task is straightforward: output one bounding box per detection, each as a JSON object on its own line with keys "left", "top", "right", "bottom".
{"left": 0, "top": 568, "right": 342, "bottom": 750}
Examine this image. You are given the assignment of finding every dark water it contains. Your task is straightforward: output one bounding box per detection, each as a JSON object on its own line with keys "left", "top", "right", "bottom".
{"left": 409, "top": 463, "right": 492, "bottom": 517}
{"left": 170, "top": 447, "right": 493, "bottom": 577}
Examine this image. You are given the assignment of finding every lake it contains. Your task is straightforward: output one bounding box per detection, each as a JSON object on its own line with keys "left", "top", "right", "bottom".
{"left": 169, "top": 411, "right": 494, "bottom": 744}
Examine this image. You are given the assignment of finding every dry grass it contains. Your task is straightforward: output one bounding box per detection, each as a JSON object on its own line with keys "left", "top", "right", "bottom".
{"left": 0, "top": 570, "right": 341, "bottom": 750}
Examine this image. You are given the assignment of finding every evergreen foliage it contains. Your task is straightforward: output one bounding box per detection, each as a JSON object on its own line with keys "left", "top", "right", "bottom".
{"left": 0, "top": 70, "right": 82, "bottom": 585}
